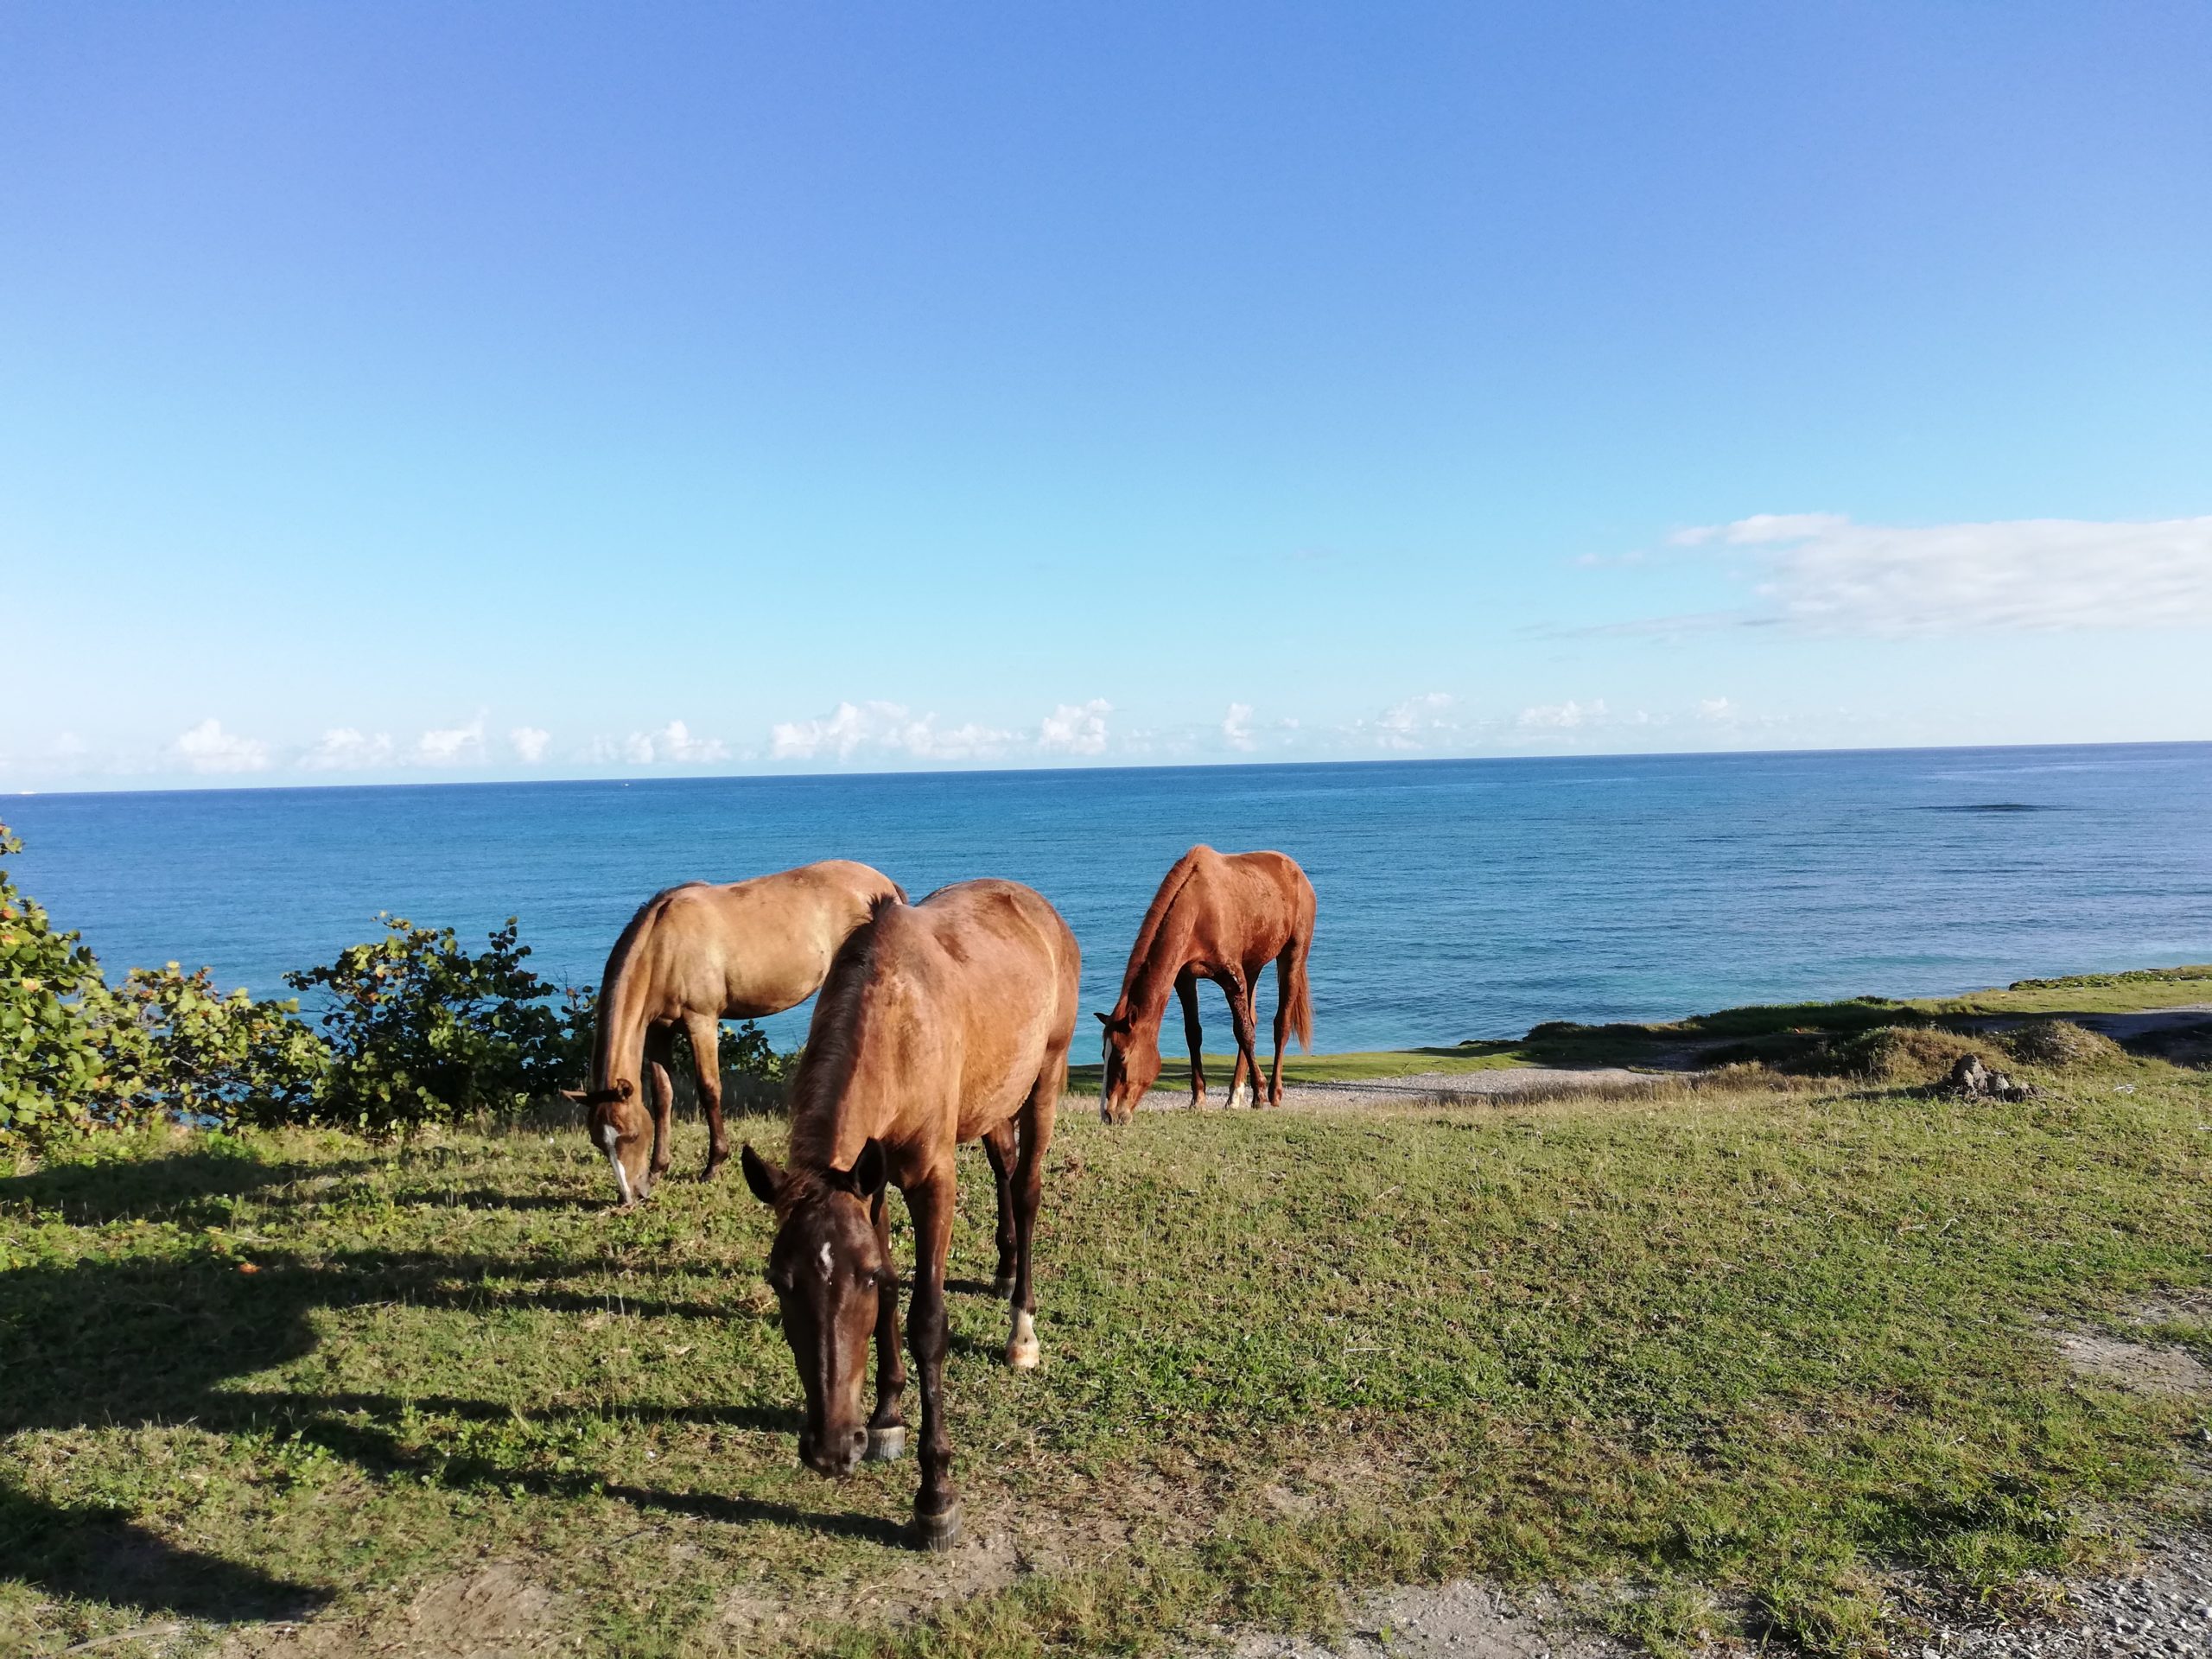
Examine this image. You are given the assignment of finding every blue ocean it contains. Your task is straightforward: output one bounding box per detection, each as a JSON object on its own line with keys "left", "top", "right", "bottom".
{"left": 9, "top": 744, "right": 2211, "bottom": 1052}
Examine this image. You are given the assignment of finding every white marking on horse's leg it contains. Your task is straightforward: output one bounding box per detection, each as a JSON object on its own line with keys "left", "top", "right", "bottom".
{"left": 1229, "top": 1080, "right": 1251, "bottom": 1109}
{"left": 607, "top": 1145, "right": 633, "bottom": 1206}
{"left": 1006, "top": 1309, "right": 1039, "bottom": 1370}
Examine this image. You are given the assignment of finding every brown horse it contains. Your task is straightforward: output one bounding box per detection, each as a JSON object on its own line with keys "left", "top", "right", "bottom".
{"left": 740, "top": 879, "right": 1078, "bottom": 1551}
{"left": 1096, "top": 846, "right": 1313, "bottom": 1123}
{"left": 568, "top": 860, "right": 904, "bottom": 1206}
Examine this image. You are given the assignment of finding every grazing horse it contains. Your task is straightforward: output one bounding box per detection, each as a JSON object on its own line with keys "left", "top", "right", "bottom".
{"left": 1096, "top": 846, "right": 1313, "bottom": 1124}
{"left": 741, "top": 880, "right": 1078, "bottom": 1552}
{"left": 568, "top": 861, "right": 904, "bottom": 1206}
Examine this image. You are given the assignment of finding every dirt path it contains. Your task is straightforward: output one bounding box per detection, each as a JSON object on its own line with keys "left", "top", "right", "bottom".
{"left": 1133, "top": 1066, "right": 1692, "bottom": 1115}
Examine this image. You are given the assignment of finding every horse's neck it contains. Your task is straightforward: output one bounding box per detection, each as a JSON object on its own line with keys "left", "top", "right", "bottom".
{"left": 1120, "top": 906, "right": 1192, "bottom": 1033}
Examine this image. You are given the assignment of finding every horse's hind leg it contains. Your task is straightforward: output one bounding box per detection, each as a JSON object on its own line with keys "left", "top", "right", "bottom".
{"left": 644, "top": 1024, "right": 677, "bottom": 1180}
{"left": 1003, "top": 1052, "right": 1063, "bottom": 1371}
{"left": 682, "top": 1011, "right": 730, "bottom": 1179}
{"left": 1267, "top": 950, "right": 1294, "bottom": 1106}
{"left": 982, "top": 1120, "right": 1019, "bottom": 1296}
{"left": 1177, "top": 970, "right": 1207, "bottom": 1108}
{"left": 866, "top": 1185, "right": 907, "bottom": 1461}
{"left": 1217, "top": 969, "right": 1262, "bottom": 1109}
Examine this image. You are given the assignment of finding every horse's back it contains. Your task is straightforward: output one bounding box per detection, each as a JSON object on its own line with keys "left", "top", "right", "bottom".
{"left": 906, "top": 881, "right": 1081, "bottom": 1109}
{"left": 1185, "top": 848, "right": 1313, "bottom": 950}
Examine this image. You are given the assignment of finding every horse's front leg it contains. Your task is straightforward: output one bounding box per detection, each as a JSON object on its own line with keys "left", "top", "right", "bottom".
{"left": 982, "top": 1121, "right": 1019, "bottom": 1297}
{"left": 866, "top": 1185, "right": 907, "bottom": 1462}
{"left": 905, "top": 1168, "right": 962, "bottom": 1550}
{"left": 644, "top": 1025, "right": 677, "bottom": 1180}
{"left": 683, "top": 1011, "right": 730, "bottom": 1179}
{"left": 1176, "top": 970, "right": 1207, "bottom": 1108}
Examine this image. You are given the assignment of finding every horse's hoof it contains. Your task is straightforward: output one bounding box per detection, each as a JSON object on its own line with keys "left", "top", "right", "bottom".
{"left": 912, "top": 1502, "right": 963, "bottom": 1552}
{"left": 866, "top": 1426, "right": 905, "bottom": 1462}
{"left": 1006, "top": 1339, "right": 1040, "bottom": 1370}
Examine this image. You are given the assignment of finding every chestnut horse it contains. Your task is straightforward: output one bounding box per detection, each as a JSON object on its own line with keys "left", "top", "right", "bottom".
{"left": 741, "top": 880, "right": 1078, "bottom": 1551}
{"left": 568, "top": 860, "right": 903, "bottom": 1206}
{"left": 1096, "top": 846, "right": 1313, "bottom": 1123}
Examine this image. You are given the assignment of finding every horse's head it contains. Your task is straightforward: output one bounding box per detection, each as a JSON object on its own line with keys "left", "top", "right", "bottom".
{"left": 741, "top": 1140, "right": 893, "bottom": 1478}
{"left": 1095, "top": 1009, "right": 1158, "bottom": 1125}
{"left": 563, "top": 1080, "right": 654, "bottom": 1208}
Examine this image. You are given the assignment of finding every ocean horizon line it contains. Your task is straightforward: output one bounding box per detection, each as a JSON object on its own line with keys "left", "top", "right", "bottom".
{"left": 11, "top": 735, "right": 2209, "bottom": 803}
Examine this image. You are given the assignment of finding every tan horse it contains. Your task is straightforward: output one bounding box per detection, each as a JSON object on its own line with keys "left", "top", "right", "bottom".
{"left": 1096, "top": 846, "right": 1314, "bottom": 1123}
{"left": 741, "top": 880, "right": 1078, "bottom": 1551}
{"left": 569, "top": 860, "right": 903, "bottom": 1206}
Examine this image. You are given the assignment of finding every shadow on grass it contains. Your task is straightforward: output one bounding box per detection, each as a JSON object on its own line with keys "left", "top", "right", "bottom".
{"left": 0, "top": 1144, "right": 378, "bottom": 1228}
{"left": 0, "top": 1479, "right": 327, "bottom": 1623}
{"left": 0, "top": 1230, "right": 874, "bottom": 1623}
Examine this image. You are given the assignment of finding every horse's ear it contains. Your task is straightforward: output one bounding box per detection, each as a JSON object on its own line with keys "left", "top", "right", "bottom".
{"left": 740, "top": 1144, "right": 782, "bottom": 1206}
{"left": 850, "top": 1138, "right": 887, "bottom": 1200}
{"left": 1094, "top": 1010, "right": 1110, "bottom": 1027}
{"left": 614, "top": 1077, "right": 635, "bottom": 1102}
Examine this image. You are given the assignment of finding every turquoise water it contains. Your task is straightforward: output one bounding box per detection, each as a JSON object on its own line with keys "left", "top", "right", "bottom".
{"left": 9, "top": 744, "right": 2211, "bottom": 1052}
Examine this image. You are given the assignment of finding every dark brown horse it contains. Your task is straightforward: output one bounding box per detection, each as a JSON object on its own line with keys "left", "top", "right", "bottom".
{"left": 741, "top": 880, "right": 1079, "bottom": 1551}
{"left": 1096, "top": 846, "right": 1313, "bottom": 1123}
{"left": 567, "top": 861, "right": 903, "bottom": 1206}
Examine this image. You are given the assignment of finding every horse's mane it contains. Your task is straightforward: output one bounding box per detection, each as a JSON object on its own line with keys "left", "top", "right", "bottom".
{"left": 785, "top": 889, "right": 903, "bottom": 1167}
{"left": 1118, "top": 849, "right": 1204, "bottom": 1015}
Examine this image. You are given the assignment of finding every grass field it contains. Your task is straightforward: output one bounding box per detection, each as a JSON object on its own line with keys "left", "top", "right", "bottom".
{"left": 4, "top": 980, "right": 2211, "bottom": 1656}
{"left": 1058, "top": 963, "right": 2212, "bottom": 1090}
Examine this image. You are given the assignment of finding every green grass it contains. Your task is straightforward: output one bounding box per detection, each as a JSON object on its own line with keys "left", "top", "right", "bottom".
{"left": 1066, "top": 966, "right": 2212, "bottom": 1092}
{"left": 5, "top": 1040, "right": 2211, "bottom": 1657}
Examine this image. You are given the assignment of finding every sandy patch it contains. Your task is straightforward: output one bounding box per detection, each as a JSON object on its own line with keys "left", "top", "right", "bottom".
{"left": 220, "top": 1562, "right": 561, "bottom": 1659}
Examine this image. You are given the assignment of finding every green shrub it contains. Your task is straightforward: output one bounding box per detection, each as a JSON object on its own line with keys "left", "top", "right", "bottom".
{"left": 283, "top": 915, "right": 583, "bottom": 1137}
{"left": 118, "top": 963, "right": 327, "bottom": 1127}
{"left": 0, "top": 823, "right": 142, "bottom": 1148}
{"left": 2001, "top": 1018, "right": 2125, "bottom": 1070}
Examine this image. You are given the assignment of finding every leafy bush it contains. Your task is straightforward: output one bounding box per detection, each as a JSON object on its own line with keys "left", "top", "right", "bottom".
{"left": 2001, "top": 1019, "right": 2126, "bottom": 1070}
{"left": 283, "top": 915, "right": 584, "bottom": 1137}
{"left": 0, "top": 823, "right": 141, "bottom": 1147}
{"left": 669, "top": 1017, "right": 791, "bottom": 1116}
{"left": 118, "top": 963, "right": 327, "bottom": 1127}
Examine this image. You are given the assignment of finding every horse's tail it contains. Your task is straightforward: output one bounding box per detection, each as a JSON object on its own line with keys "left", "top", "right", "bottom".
{"left": 1287, "top": 938, "right": 1313, "bottom": 1054}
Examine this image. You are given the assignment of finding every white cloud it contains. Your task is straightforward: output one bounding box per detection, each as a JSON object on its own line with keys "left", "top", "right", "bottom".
{"left": 1368, "top": 691, "right": 1458, "bottom": 751}
{"left": 172, "top": 718, "right": 270, "bottom": 775}
{"left": 585, "top": 719, "right": 732, "bottom": 766}
{"left": 509, "top": 727, "right": 551, "bottom": 764}
{"left": 769, "top": 701, "right": 1015, "bottom": 763}
{"left": 1697, "top": 696, "right": 1735, "bottom": 722}
{"left": 1673, "top": 512, "right": 2212, "bottom": 632}
{"left": 1670, "top": 512, "right": 1849, "bottom": 548}
{"left": 1038, "top": 699, "right": 1112, "bottom": 756}
{"left": 1517, "top": 698, "right": 1607, "bottom": 730}
{"left": 301, "top": 728, "right": 396, "bottom": 771}
{"left": 412, "top": 717, "right": 486, "bottom": 767}
{"left": 1221, "top": 702, "right": 1255, "bottom": 752}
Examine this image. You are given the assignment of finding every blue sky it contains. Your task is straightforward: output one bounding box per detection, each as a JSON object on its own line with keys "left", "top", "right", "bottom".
{"left": 6, "top": 3, "right": 2209, "bottom": 790}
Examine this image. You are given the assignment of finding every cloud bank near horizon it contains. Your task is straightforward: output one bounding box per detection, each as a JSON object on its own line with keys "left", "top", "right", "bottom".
{"left": 1643, "top": 512, "right": 2212, "bottom": 635}
{"left": 10, "top": 511, "right": 2206, "bottom": 791}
